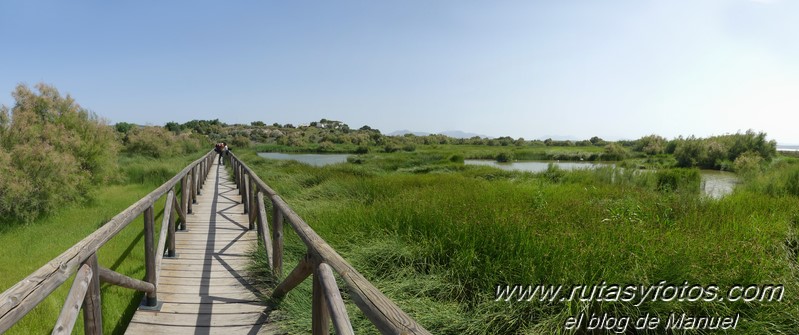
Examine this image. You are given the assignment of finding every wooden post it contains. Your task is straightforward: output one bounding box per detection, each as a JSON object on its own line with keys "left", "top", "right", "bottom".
{"left": 200, "top": 161, "right": 203, "bottom": 190}
{"left": 82, "top": 253, "right": 102, "bottom": 335}
{"left": 256, "top": 192, "right": 273, "bottom": 267}
{"left": 52, "top": 264, "right": 93, "bottom": 335}
{"left": 248, "top": 179, "right": 257, "bottom": 229}
{"left": 312, "top": 264, "right": 330, "bottom": 335}
{"left": 233, "top": 159, "right": 239, "bottom": 188}
{"left": 182, "top": 174, "right": 192, "bottom": 215}
{"left": 272, "top": 202, "right": 284, "bottom": 277}
{"left": 191, "top": 166, "right": 198, "bottom": 203}
{"left": 242, "top": 174, "right": 250, "bottom": 214}
{"left": 238, "top": 164, "right": 244, "bottom": 195}
{"left": 143, "top": 206, "right": 157, "bottom": 307}
{"left": 168, "top": 195, "right": 177, "bottom": 256}
{"left": 173, "top": 187, "right": 187, "bottom": 231}
{"left": 318, "top": 263, "right": 354, "bottom": 335}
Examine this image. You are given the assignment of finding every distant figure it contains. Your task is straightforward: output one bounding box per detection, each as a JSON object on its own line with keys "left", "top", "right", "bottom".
{"left": 223, "top": 142, "right": 229, "bottom": 163}
{"left": 215, "top": 142, "right": 225, "bottom": 165}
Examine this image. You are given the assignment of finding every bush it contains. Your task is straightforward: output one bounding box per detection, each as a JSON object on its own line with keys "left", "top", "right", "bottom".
{"left": 124, "top": 126, "right": 207, "bottom": 158}
{"left": 0, "top": 83, "right": 119, "bottom": 223}
{"left": 231, "top": 135, "right": 251, "bottom": 148}
{"left": 495, "top": 152, "right": 513, "bottom": 163}
{"left": 655, "top": 168, "right": 700, "bottom": 193}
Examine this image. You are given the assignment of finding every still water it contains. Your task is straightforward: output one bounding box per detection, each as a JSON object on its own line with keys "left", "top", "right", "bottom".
{"left": 464, "top": 160, "right": 737, "bottom": 198}
{"left": 256, "top": 153, "right": 738, "bottom": 198}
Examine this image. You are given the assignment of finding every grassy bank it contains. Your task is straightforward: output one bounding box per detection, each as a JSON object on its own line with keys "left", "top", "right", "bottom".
{"left": 0, "top": 153, "right": 203, "bottom": 334}
{"left": 241, "top": 149, "right": 799, "bottom": 334}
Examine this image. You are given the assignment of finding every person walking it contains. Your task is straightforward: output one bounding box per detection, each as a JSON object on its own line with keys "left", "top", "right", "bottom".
{"left": 222, "top": 142, "right": 229, "bottom": 165}
{"left": 215, "top": 142, "right": 225, "bottom": 165}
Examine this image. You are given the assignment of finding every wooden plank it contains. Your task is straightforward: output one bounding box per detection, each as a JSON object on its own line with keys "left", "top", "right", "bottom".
{"left": 156, "top": 284, "right": 257, "bottom": 296}
{"left": 157, "top": 276, "right": 255, "bottom": 287}
{"left": 123, "top": 157, "right": 275, "bottom": 335}
{"left": 52, "top": 264, "right": 92, "bottom": 335}
{"left": 157, "top": 301, "right": 268, "bottom": 314}
{"left": 124, "top": 321, "right": 281, "bottom": 335}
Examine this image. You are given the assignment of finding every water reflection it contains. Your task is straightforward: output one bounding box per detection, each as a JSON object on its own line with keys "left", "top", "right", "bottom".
{"left": 464, "top": 160, "right": 738, "bottom": 198}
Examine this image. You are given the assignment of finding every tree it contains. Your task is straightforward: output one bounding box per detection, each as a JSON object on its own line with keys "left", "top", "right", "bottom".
{"left": 165, "top": 121, "right": 181, "bottom": 134}
{"left": 0, "top": 83, "right": 118, "bottom": 222}
{"left": 589, "top": 136, "right": 606, "bottom": 146}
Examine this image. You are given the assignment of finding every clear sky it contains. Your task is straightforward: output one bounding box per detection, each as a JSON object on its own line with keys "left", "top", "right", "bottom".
{"left": 1, "top": 1, "right": 797, "bottom": 143}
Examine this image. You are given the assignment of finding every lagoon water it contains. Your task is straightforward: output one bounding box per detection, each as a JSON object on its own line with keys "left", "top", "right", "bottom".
{"left": 464, "top": 160, "right": 737, "bottom": 198}
{"left": 464, "top": 159, "right": 610, "bottom": 172}
{"left": 257, "top": 154, "right": 738, "bottom": 198}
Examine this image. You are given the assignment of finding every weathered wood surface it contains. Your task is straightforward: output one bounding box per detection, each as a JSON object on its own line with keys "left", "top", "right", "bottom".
{"left": 318, "top": 263, "right": 354, "bottom": 335}
{"left": 125, "top": 161, "right": 279, "bottom": 335}
{"left": 51, "top": 264, "right": 93, "bottom": 335}
{"left": 231, "top": 153, "right": 431, "bottom": 335}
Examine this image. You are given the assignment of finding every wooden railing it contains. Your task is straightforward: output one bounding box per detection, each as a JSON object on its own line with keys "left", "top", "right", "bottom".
{"left": 228, "top": 152, "right": 431, "bottom": 335}
{"left": 0, "top": 151, "right": 216, "bottom": 335}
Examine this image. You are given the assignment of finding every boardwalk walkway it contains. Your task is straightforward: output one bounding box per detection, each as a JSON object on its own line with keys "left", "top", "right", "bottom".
{"left": 125, "top": 161, "right": 280, "bottom": 334}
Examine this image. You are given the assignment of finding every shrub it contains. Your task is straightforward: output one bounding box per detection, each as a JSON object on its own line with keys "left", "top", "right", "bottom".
{"left": 655, "top": 168, "right": 700, "bottom": 193}
{"left": 231, "top": 135, "right": 251, "bottom": 148}
{"left": 125, "top": 126, "right": 175, "bottom": 158}
{"left": 495, "top": 152, "right": 513, "bottom": 163}
{"left": 0, "top": 83, "right": 118, "bottom": 223}
{"left": 734, "top": 151, "right": 764, "bottom": 179}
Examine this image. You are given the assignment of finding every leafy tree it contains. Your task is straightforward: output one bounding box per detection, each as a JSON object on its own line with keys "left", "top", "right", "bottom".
{"left": 603, "top": 142, "right": 628, "bottom": 160}
{"left": 165, "top": 121, "right": 182, "bottom": 134}
{"left": 0, "top": 83, "right": 118, "bottom": 222}
{"left": 115, "top": 122, "right": 135, "bottom": 134}
{"left": 589, "top": 136, "right": 606, "bottom": 146}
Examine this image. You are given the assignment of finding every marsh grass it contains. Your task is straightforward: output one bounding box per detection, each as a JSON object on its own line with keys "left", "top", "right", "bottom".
{"left": 242, "top": 149, "right": 799, "bottom": 334}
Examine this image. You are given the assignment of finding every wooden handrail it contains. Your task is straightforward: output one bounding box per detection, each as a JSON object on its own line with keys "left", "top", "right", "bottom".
{"left": 229, "top": 152, "right": 431, "bottom": 335}
{"left": 0, "top": 151, "right": 216, "bottom": 334}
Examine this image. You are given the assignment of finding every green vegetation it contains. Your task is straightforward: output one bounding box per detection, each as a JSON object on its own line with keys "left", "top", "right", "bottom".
{"left": 238, "top": 148, "right": 798, "bottom": 334}
{"left": 0, "top": 152, "right": 203, "bottom": 334}
{"left": 0, "top": 81, "right": 791, "bottom": 335}
{"left": 0, "top": 84, "right": 119, "bottom": 223}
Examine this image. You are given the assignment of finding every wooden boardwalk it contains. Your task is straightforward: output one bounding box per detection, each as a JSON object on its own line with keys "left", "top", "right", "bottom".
{"left": 125, "top": 161, "right": 281, "bottom": 335}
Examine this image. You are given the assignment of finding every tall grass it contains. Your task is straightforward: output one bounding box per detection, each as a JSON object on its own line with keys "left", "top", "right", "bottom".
{"left": 240, "top": 149, "right": 799, "bottom": 334}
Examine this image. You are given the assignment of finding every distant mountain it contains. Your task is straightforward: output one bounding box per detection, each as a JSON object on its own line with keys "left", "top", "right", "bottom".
{"left": 536, "top": 134, "right": 580, "bottom": 141}
{"left": 439, "top": 130, "right": 488, "bottom": 139}
{"left": 388, "top": 129, "right": 489, "bottom": 139}
{"left": 388, "top": 130, "right": 431, "bottom": 136}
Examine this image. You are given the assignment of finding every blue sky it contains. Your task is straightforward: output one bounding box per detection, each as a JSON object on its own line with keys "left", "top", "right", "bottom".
{"left": 1, "top": 1, "right": 798, "bottom": 143}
